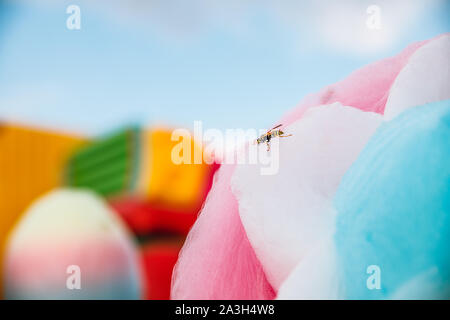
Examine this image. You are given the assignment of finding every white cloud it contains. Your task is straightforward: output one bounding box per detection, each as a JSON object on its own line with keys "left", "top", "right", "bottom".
{"left": 269, "top": 0, "right": 444, "bottom": 54}
{"left": 12, "top": 0, "right": 446, "bottom": 54}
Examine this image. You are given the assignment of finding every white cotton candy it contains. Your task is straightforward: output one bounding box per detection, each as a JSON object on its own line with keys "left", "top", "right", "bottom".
{"left": 384, "top": 34, "right": 450, "bottom": 120}
{"left": 276, "top": 236, "right": 342, "bottom": 300}
{"left": 230, "top": 103, "right": 382, "bottom": 290}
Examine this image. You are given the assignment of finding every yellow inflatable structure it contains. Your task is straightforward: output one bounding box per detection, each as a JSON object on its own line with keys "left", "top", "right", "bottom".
{"left": 0, "top": 124, "right": 86, "bottom": 296}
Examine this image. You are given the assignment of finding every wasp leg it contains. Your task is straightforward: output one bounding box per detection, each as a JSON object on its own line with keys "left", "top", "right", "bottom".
{"left": 279, "top": 134, "right": 293, "bottom": 138}
{"left": 266, "top": 142, "right": 270, "bottom": 152}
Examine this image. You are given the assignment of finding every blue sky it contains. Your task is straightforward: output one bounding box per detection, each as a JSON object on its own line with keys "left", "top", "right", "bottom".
{"left": 0, "top": 0, "right": 448, "bottom": 135}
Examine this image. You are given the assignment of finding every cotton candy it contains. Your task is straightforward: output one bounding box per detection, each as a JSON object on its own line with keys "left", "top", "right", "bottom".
{"left": 171, "top": 34, "right": 445, "bottom": 300}
{"left": 334, "top": 100, "right": 450, "bottom": 299}
{"left": 3, "top": 189, "right": 142, "bottom": 299}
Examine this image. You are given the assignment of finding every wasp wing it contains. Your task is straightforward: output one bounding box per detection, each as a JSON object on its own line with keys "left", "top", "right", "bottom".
{"left": 270, "top": 124, "right": 282, "bottom": 131}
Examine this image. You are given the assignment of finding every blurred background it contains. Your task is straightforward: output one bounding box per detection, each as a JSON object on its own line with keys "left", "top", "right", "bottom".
{"left": 0, "top": 0, "right": 449, "bottom": 299}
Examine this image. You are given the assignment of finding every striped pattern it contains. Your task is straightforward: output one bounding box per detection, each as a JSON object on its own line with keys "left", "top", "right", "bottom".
{"left": 65, "top": 127, "right": 140, "bottom": 197}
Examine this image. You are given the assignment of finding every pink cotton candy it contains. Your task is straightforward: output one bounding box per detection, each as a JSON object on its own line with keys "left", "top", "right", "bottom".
{"left": 171, "top": 36, "right": 434, "bottom": 300}
{"left": 171, "top": 164, "right": 275, "bottom": 299}
{"left": 280, "top": 39, "right": 431, "bottom": 126}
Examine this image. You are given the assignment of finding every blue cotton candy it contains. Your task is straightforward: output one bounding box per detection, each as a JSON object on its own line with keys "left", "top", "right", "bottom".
{"left": 334, "top": 100, "right": 450, "bottom": 299}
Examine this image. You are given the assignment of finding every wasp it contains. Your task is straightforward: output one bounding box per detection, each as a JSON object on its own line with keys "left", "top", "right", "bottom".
{"left": 255, "top": 124, "right": 292, "bottom": 151}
